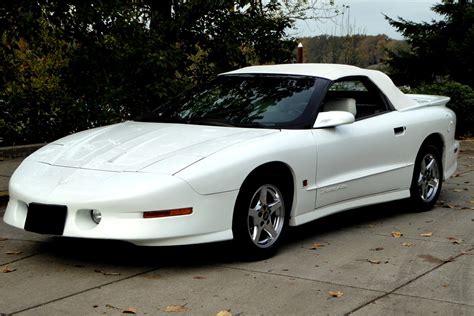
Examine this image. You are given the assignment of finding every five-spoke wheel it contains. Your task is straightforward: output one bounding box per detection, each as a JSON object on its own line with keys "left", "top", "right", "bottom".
{"left": 233, "top": 178, "right": 289, "bottom": 259}
{"left": 247, "top": 184, "right": 285, "bottom": 248}
{"left": 410, "top": 144, "right": 443, "bottom": 211}
{"left": 417, "top": 153, "right": 441, "bottom": 203}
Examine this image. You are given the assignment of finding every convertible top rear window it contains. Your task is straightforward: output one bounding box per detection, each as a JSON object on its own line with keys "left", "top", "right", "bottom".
{"left": 139, "top": 75, "right": 318, "bottom": 128}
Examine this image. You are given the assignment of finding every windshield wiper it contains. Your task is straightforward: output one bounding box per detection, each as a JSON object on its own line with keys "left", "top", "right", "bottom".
{"left": 188, "top": 118, "right": 235, "bottom": 127}
{"left": 135, "top": 114, "right": 272, "bottom": 128}
{"left": 235, "top": 122, "right": 273, "bottom": 128}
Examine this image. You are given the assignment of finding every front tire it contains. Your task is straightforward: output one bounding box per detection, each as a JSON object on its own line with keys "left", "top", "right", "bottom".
{"left": 232, "top": 178, "right": 289, "bottom": 260}
{"left": 410, "top": 144, "right": 443, "bottom": 211}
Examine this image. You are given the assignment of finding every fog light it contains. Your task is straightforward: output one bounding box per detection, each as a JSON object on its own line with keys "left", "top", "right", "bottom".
{"left": 90, "top": 209, "right": 102, "bottom": 224}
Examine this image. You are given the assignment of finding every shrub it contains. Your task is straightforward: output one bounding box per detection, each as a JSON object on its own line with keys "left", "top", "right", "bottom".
{"left": 409, "top": 81, "right": 474, "bottom": 137}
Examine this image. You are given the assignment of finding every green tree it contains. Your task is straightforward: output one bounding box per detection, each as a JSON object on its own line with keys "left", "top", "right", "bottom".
{"left": 0, "top": 0, "right": 297, "bottom": 146}
{"left": 0, "top": 7, "right": 76, "bottom": 145}
{"left": 300, "top": 34, "right": 401, "bottom": 68}
{"left": 408, "top": 81, "right": 474, "bottom": 137}
{"left": 385, "top": 0, "right": 474, "bottom": 87}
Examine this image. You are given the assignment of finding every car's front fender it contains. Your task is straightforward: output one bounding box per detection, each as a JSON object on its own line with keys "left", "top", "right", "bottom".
{"left": 176, "top": 130, "right": 316, "bottom": 194}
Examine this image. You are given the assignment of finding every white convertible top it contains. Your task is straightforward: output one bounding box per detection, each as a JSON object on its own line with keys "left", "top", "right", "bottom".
{"left": 222, "top": 63, "right": 419, "bottom": 110}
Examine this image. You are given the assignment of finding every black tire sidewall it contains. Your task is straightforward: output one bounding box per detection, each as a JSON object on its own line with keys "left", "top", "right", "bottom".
{"left": 410, "top": 144, "right": 443, "bottom": 211}
{"left": 232, "top": 177, "right": 290, "bottom": 260}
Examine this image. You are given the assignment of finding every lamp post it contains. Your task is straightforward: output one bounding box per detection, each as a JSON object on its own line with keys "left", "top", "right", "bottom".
{"left": 297, "top": 42, "right": 303, "bottom": 63}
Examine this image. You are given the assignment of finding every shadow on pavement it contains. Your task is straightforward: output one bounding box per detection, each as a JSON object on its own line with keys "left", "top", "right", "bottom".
{"left": 286, "top": 199, "right": 414, "bottom": 242}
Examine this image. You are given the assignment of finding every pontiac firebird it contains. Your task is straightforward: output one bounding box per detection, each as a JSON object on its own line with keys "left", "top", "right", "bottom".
{"left": 4, "top": 64, "right": 459, "bottom": 258}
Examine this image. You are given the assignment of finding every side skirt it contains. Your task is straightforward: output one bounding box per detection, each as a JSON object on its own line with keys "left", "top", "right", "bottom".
{"left": 290, "top": 189, "right": 410, "bottom": 226}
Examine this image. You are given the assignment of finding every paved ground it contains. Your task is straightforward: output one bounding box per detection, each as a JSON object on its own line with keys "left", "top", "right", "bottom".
{"left": 0, "top": 140, "right": 473, "bottom": 315}
{"left": 0, "top": 158, "right": 22, "bottom": 201}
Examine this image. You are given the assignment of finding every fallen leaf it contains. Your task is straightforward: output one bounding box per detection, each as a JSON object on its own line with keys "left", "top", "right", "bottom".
{"left": 2, "top": 266, "right": 16, "bottom": 273}
{"left": 193, "top": 276, "right": 206, "bottom": 280}
{"left": 402, "top": 242, "right": 415, "bottom": 247}
{"left": 165, "top": 304, "right": 188, "bottom": 312}
{"left": 418, "top": 254, "right": 446, "bottom": 264}
{"left": 328, "top": 290, "right": 344, "bottom": 298}
{"left": 103, "top": 271, "right": 121, "bottom": 276}
{"left": 367, "top": 259, "right": 381, "bottom": 264}
{"left": 420, "top": 232, "right": 433, "bottom": 237}
{"left": 6, "top": 251, "right": 22, "bottom": 255}
{"left": 453, "top": 189, "right": 463, "bottom": 192}
{"left": 216, "top": 310, "right": 233, "bottom": 316}
{"left": 469, "top": 200, "right": 474, "bottom": 204}
{"left": 123, "top": 307, "right": 137, "bottom": 314}
{"left": 447, "top": 237, "right": 464, "bottom": 244}
{"left": 441, "top": 283, "right": 449, "bottom": 288}
{"left": 310, "top": 242, "right": 326, "bottom": 249}
{"left": 391, "top": 231, "right": 403, "bottom": 238}
{"left": 106, "top": 304, "right": 121, "bottom": 310}
{"left": 95, "top": 269, "right": 121, "bottom": 276}
{"left": 370, "top": 247, "right": 384, "bottom": 251}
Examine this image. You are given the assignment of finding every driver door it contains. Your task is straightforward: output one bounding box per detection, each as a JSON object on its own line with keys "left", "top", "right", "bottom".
{"left": 312, "top": 77, "right": 410, "bottom": 209}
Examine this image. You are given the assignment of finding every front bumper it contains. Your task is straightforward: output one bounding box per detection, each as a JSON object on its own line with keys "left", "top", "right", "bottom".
{"left": 4, "top": 161, "right": 237, "bottom": 246}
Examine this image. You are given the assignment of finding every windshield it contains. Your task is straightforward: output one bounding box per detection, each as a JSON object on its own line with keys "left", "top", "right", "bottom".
{"left": 139, "top": 75, "right": 317, "bottom": 128}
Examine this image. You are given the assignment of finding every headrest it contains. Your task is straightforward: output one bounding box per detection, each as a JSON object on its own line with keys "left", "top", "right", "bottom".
{"left": 324, "top": 98, "right": 357, "bottom": 116}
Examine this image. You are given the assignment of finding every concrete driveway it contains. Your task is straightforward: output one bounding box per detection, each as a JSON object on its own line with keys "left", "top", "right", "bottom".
{"left": 1, "top": 140, "right": 473, "bottom": 315}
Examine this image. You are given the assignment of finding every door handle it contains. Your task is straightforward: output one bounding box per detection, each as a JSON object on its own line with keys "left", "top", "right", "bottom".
{"left": 394, "top": 126, "right": 406, "bottom": 135}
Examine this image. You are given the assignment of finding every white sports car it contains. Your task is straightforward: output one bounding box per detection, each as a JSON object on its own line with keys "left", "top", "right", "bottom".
{"left": 4, "top": 64, "right": 459, "bottom": 258}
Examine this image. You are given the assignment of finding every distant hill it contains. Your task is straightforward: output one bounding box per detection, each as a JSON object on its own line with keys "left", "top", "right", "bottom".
{"left": 298, "top": 35, "right": 408, "bottom": 70}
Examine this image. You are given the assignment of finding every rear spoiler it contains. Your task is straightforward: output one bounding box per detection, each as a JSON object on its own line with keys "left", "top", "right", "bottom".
{"left": 399, "top": 94, "right": 450, "bottom": 111}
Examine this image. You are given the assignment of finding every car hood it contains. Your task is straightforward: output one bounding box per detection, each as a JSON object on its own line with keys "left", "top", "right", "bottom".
{"left": 29, "top": 121, "right": 278, "bottom": 174}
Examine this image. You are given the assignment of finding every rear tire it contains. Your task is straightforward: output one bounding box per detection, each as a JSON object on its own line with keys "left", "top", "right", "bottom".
{"left": 232, "top": 177, "right": 289, "bottom": 260}
{"left": 409, "top": 144, "right": 443, "bottom": 211}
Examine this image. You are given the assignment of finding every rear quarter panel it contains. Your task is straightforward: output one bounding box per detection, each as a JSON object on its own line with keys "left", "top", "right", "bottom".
{"left": 395, "top": 105, "right": 458, "bottom": 181}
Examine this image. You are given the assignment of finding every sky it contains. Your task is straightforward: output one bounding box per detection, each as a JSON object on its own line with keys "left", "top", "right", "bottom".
{"left": 294, "top": 0, "right": 443, "bottom": 39}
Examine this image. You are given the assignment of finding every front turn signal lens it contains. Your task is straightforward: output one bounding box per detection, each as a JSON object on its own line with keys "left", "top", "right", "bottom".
{"left": 143, "top": 207, "right": 193, "bottom": 219}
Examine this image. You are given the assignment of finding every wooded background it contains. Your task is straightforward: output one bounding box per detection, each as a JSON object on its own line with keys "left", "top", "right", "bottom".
{"left": 0, "top": 0, "right": 472, "bottom": 146}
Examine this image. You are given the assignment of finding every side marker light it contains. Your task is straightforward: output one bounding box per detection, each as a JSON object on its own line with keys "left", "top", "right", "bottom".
{"left": 143, "top": 208, "right": 193, "bottom": 219}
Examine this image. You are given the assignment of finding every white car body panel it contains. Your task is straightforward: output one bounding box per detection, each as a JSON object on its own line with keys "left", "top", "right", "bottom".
{"left": 31, "top": 122, "right": 277, "bottom": 173}
{"left": 5, "top": 160, "right": 237, "bottom": 246}
{"left": 4, "top": 63, "right": 459, "bottom": 246}
{"left": 293, "top": 106, "right": 459, "bottom": 226}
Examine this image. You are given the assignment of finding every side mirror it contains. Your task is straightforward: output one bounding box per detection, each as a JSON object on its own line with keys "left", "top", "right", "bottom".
{"left": 313, "top": 111, "right": 355, "bottom": 128}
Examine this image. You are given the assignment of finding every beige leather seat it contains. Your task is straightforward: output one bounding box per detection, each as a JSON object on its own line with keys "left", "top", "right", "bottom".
{"left": 323, "top": 98, "right": 357, "bottom": 116}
